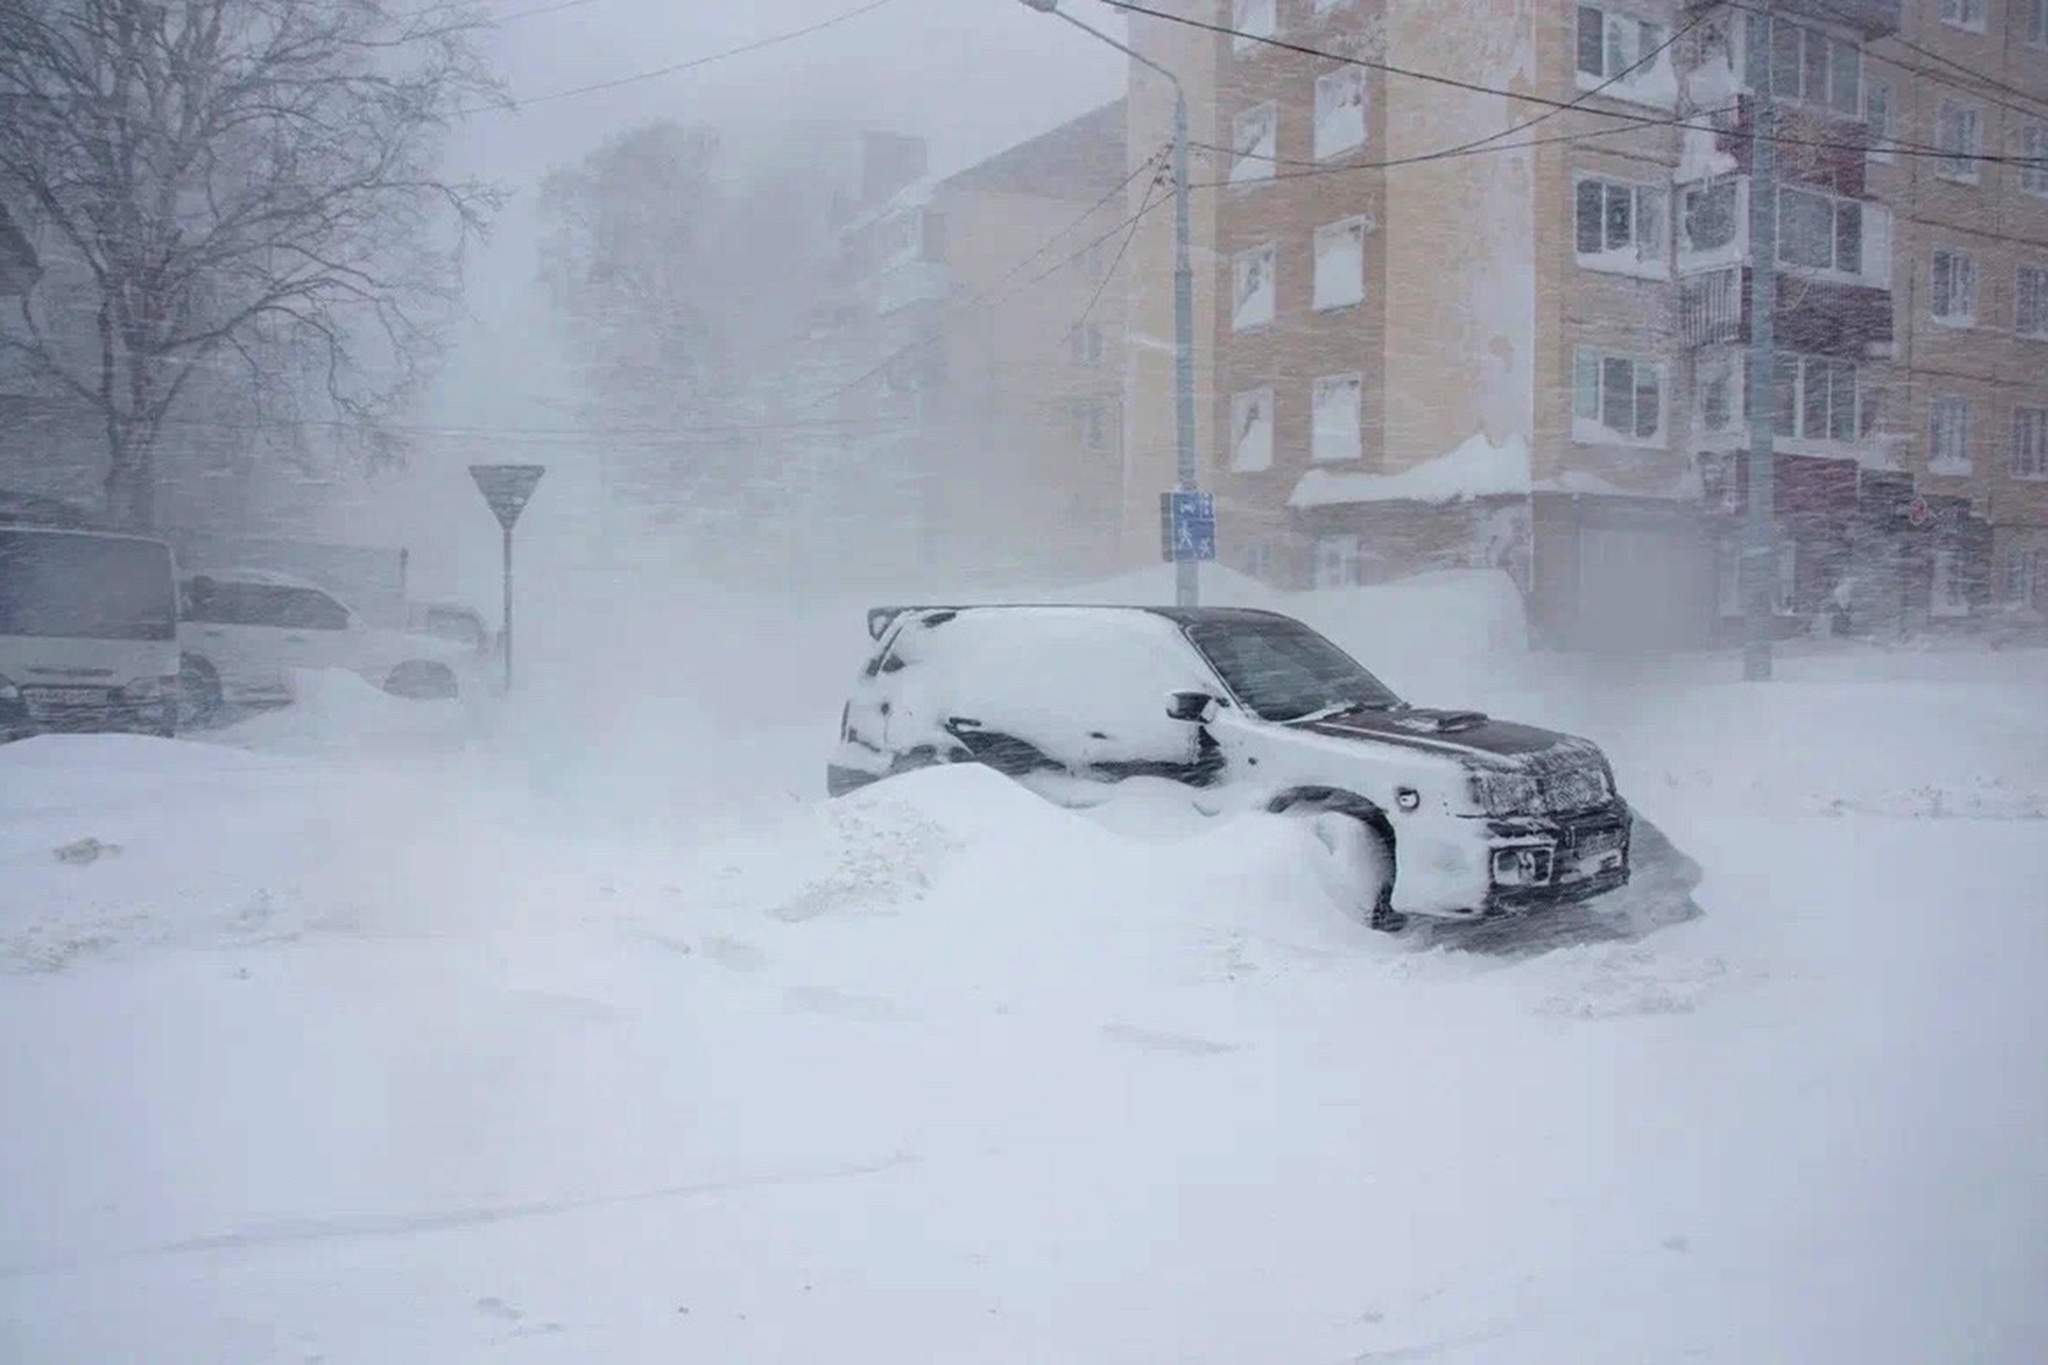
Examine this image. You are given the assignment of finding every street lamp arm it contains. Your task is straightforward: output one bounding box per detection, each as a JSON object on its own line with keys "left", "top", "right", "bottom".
{"left": 1031, "top": 3, "right": 1184, "bottom": 99}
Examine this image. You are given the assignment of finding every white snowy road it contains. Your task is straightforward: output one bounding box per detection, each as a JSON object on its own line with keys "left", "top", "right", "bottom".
{"left": 2, "top": 635, "right": 2046, "bottom": 1363}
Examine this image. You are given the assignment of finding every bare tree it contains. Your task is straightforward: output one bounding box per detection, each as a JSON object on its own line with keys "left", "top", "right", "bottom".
{"left": 0, "top": 0, "right": 503, "bottom": 529}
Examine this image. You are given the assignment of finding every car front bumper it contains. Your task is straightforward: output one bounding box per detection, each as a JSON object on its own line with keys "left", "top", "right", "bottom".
{"left": 3, "top": 697, "right": 173, "bottom": 740}
{"left": 1474, "top": 800, "right": 1633, "bottom": 917}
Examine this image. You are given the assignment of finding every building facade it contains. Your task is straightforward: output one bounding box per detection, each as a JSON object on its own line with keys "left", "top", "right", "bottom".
{"left": 1129, "top": 0, "right": 2048, "bottom": 645}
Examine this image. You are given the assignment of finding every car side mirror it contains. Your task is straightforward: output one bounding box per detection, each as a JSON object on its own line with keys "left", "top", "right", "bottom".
{"left": 1166, "top": 690, "right": 1220, "bottom": 724}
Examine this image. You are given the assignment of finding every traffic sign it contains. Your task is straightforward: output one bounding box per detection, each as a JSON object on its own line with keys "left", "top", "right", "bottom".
{"left": 1159, "top": 490, "right": 1216, "bottom": 563}
{"left": 469, "top": 464, "right": 546, "bottom": 530}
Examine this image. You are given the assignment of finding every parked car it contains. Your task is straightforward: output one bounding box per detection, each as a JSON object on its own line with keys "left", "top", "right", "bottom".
{"left": 827, "top": 605, "right": 1632, "bottom": 931}
{"left": 0, "top": 525, "right": 180, "bottom": 740}
{"left": 405, "top": 599, "right": 495, "bottom": 661}
{"left": 176, "top": 569, "right": 473, "bottom": 724}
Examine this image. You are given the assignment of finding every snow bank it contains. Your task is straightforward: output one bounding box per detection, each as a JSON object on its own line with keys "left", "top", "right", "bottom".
{"left": 214, "top": 667, "right": 468, "bottom": 755}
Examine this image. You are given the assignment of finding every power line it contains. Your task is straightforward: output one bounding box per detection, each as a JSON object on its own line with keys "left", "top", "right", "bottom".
{"left": 1058, "top": 170, "right": 1162, "bottom": 356}
{"left": 456, "top": 0, "right": 898, "bottom": 116}
{"left": 1200, "top": 3, "right": 1716, "bottom": 172}
{"left": 1105, "top": 0, "right": 2047, "bottom": 171}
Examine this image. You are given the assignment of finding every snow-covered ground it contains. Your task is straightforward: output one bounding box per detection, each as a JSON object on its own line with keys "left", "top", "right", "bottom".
{"left": 3, "top": 578, "right": 2046, "bottom": 1363}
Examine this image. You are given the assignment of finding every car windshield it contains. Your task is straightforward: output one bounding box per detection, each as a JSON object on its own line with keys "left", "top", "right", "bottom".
{"left": 0, "top": 529, "right": 176, "bottom": 641}
{"left": 1186, "top": 616, "right": 1401, "bottom": 722}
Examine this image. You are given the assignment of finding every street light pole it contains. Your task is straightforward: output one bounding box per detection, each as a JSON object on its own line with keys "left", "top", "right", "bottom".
{"left": 1744, "top": 2, "right": 1778, "bottom": 681}
{"left": 1020, "top": 0, "right": 1199, "bottom": 606}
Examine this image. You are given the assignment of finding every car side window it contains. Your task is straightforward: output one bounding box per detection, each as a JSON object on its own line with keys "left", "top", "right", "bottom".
{"left": 272, "top": 588, "right": 349, "bottom": 630}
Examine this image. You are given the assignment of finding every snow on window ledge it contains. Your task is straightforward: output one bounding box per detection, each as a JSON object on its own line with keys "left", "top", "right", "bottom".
{"left": 1927, "top": 457, "right": 1974, "bottom": 477}
{"left": 1573, "top": 56, "right": 1677, "bottom": 113}
{"left": 1575, "top": 246, "right": 1670, "bottom": 281}
{"left": 1570, "top": 415, "right": 1667, "bottom": 450}
{"left": 1929, "top": 313, "right": 1978, "bottom": 330}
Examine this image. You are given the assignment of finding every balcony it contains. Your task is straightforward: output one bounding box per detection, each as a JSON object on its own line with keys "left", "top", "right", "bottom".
{"left": 1679, "top": 265, "right": 1894, "bottom": 356}
{"left": 1682, "top": 0, "right": 1899, "bottom": 38}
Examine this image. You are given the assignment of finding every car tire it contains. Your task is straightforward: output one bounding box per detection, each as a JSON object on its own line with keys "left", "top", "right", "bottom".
{"left": 384, "top": 660, "right": 458, "bottom": 700}
{"left": 1295, "top": 806, "right": 1405, "bottom": 933}
{"left": 177, "top": 653, "right": 222, "bottom": 730}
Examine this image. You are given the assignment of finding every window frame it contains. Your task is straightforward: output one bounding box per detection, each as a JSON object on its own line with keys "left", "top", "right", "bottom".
{"left": 2014, "top": 406, "right": 2048, "bottom": 480}
{"left": 1937, "top": 0, "right": 1987, "bottom": 34}
{"left": 1572, "top": 345, "right": 1666, "bottom": 446}
{"left": 1775, "top": 183, "right": 1866, "bottom": 280}
{"left": 1231, "top": 0, "right": 1276, "bottom": 54}
{"left": 1229, "top": 101, "right": 1278, "bottom": 186}
{"left": 1864, "top": 78, "right": 1894, "bottom": 164}
{"left": 1313, "top": 532, "right": 1360, "bottom": 590}
{"left": 1232, "top": 241, "right": 1277, "bottom": 332}
{"left": 1935, "top": 98, "right": 1983, "bottom": 183}
{"left": 1931, "top": 247, "right": 1979, "bottom": 326}
{"left": 1746, "top": 14, "right": 1862, "bottom": 116}
{"left": 1310, "top": 372, "right": 1364, "bottom": 464}
{"left": 2021, "top": 122, "right": 2048, "bottom": 198}
{"left": 2031, "top": 0, "right": 2048, "bottom": 47}
{"left": 1311, "top": 215, "right": 1367, "bottom": 311}
{"left": 1575, "top": 5, "right": 1669, "bottom": 95}
{"left": 1230, "top": 386, "right": 1276, "bottom": 473}
{"left": 1573, "top": 173, "right": 1669, "bottom": 276}
{"left": 1313, "top": 66, "right": 1367, "bottom": 161}
{"left": 1929, "top": 393, "right": 1973, "bottom": 474}
{"left": 1771, "top": 352, "right": 1866, "bottom": 446}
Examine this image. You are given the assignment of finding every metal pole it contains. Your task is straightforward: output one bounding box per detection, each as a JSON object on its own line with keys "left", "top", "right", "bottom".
{"left": 1171, "top": 87, "right": 1199, "bottom": 608}
{"left": 501, "top": 523, "right": 514, "bottom": 692}
{"left": 1744, "top": 4, "right": 1778, "bottom": 681}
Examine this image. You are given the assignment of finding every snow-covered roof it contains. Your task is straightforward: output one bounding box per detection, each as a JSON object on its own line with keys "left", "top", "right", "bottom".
{"left": 1290, "top": 433, "right": 1533, "bottom": 508}
{"left": 1288, "top": 433, "right": 1708, "bottom": 509}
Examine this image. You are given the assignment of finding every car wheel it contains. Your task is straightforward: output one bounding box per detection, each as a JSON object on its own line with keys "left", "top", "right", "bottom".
{"left": 177, "top": 653, "right": 222, "bottom": 730}
{"left": 1299, "top": 808, "right": 1405, "bottom": 933}
{"left": 384, "top": 660, "right": 457, "bottom": 700}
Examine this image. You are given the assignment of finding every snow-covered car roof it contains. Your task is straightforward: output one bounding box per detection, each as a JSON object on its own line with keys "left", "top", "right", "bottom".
{"left": 181, "top": 566, "right": 339, "bottom": 595}
{"left": 866, "top": 602, "right": 1295, "bottom": 641}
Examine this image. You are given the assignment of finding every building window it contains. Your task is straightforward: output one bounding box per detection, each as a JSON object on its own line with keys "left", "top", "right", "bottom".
{"left": 1230, "top": 102, "right": 1276, "bottom": 185}
{"left": 1864, "top": 79, "right": 1894, "bottom": 163}
{"left": 1070, "top": 322, "right": 1104, "bottom": 365}
{"left": 1935, "top": 99, "right": 1982, "bottom": 182}
{"left": 1312, "top": 217, "right": 1366, "bottom": 310}
{"left": 1314, "top": 67, "right": 1367, "bottom": 160}
{"left": 1572, "top": 347, "right": 1664, "bottom": 443}
{"left": 1772, "top": 354, "right": 1863, "bottom": 443}
{"left": 1313, "top": 533, "right": 1360, "bottom": 589}
{"left": 1575, "top": 177, "right": 1666, "bottom": 274}
{"left": 1938, "top": 0, "right": 1986, "bottom": 33}
{"left": 1777, "top": 185, "right": 1863, "bottom": 276}
{"left": 1232, "top": 0, "right": 1275, "bottom": 53}
{"left": 2019, "top": 265, "right": 2048, "bottom": 339}
{"left": 1231, "top": 387, "right": 1275, "bottom": 472}
{"left": 2031, "top": 0, "right": 2048, "bottom": 46}
{"left": 1929, "top": 395, "right": 1972, "bottom": 474}
{"left": 1752, "top": 16, "right": 1860, "bottom": 115}
{"left": 2023, "top": 123, "right": 2048, "bottom": 197}
{"left": 1576, "top": 6, "right": 1666, "bottom": 84}
{"left": 1311, "top": 374, "right": 1363, "bottom": 463}
{"left": 1931, "top": 249, "right": 1978, "bottom": 325}
{"left": 1074, "top": 398, "right": 1111, "bottom": 453}
{"left": 2015, "top": 407, "right": 2048, "bottom": 479}
{"left": 2004, "top": 547, "right": 2042, "bottom": 607}
{"left": 1931, "top": 547, "right": 1970, "bottom": 617}
{"left": 1232, "top": 242, "right": 1275, "bottom": 331}
{"left": 1680, "top": 176, "right": 1740, "bottom": 256}
{"left": 1313, "top": 0, "right": 1356, "bottom": 14}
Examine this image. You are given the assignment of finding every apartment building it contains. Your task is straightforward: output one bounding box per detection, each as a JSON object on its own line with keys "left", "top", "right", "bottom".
{"left": 917, "top": 100, "right": 1135, "bottom": 583}
{"left": 1134, "top": 0, "right": 2048, "bottom": 645}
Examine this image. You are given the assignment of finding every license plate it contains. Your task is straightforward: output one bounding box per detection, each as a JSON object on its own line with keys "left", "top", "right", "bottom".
{"left": 23, "top": 686, "right": 110, "bottom": 707}
{"left": 1573, "top": 827, "right": 1625, "bottom": 857}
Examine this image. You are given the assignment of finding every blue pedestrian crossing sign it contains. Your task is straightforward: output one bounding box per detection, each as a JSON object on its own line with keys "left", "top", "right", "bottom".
{"left": 1160, "top": 490, "right": 1216, "bottom": 563}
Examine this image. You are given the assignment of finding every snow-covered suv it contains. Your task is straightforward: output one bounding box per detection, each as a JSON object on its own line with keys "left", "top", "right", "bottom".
{"left": 827, "top": 605, "right": 1631, "bottom": 931}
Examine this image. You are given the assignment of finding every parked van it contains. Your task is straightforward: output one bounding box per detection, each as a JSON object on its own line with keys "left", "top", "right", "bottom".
{"left": 0, "top": 525, "right": 180, "bottom": 739}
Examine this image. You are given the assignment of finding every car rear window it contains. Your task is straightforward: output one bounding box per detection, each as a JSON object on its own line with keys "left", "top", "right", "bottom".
{"left": 0, "top": 529, "right": 176, "bottom": 641}
{"left": 183, "top": 580, "right": 350, "bottom": 630}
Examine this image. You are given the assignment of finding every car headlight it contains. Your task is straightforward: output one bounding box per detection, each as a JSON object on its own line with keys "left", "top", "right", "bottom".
{"left": 1491, "top": 846, "right": 1555, "bottom": 886}
{"left": 0, "top": 675, "right": 19, "bottom": 703}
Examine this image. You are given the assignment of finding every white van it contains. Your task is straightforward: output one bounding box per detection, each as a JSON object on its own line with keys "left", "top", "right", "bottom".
{"left": 0, "top": 525, "right": 181, "bottom": 739}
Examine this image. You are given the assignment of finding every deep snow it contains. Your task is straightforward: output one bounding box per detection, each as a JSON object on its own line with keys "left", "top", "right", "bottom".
{"left": 2, "top": 578, "right": 2045, "bottom": 1363}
